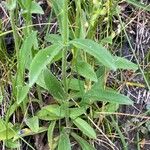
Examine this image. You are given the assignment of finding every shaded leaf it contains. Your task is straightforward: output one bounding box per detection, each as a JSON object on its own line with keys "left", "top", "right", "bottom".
{"left": 17, "top": 85, "right": 29, "bottom": 104}
{"left": 25, "top": 116, "right": 39, "bottom": 133}
{"left": 67, "top": 78, "right": 84, "bottom": 91}
{"left": 30, "top": 1, "right": 44, "bottom": 14}
{"left": 43, "top": 69, "right": 67, "bottom": 101}
{"left": 5, "top": 139, "right": 20, "bottom": 149}
{"left": 71, "top": 132, "right": 95, "bottom": 150}
{"left": 58, "top": 132, "right": 71, "bottom": 150}
{"left": 45, "top": 34, "right": 62, "bottom": 44}
{"left": 75, "top": 61, "right": 97, "bottom": 82}
{"left": 48, "top": 121, "right": 56, "bottom": 150}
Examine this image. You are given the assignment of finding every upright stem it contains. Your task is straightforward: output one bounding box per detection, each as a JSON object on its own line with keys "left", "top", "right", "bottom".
{"left": 62, "top": 0, "right": 69, "bottom": 128}
{"left": 62, "top": 0, "right": 69, "bottom": 92}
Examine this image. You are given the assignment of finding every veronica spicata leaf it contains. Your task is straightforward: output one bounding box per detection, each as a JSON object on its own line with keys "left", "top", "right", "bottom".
{"left": 114, "top": 56, "right": 138, "bottom": 71}
{"left": 25, "top": 116, "right": 39, "bottom": 133}
{"left": 71, "top": 132, "right": 96, "bottom": 150}
{"left": 70, "top": 39, "right": 116, "bottom": 70}
{"left": 75, "top": 61, "right": 98, "bottom": 82}
{"left": 58, "top": 132, "right": 71, "bottom": 150}
{"left": 43, "top": 69, "right": 67, "bottom": 101}
{"left": 83, "top": 88, "right": 133, "bottom": 105}
{"left": 29, "top": 44, "right": 63, "bottom": 87}
{"left": 37, "top": 105, "right": 66, "bottom": 121}
{"left": 72, "top": 117, "right": 96, "bottom": 139}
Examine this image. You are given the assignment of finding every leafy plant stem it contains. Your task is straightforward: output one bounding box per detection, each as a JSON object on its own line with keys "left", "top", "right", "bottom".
{"left": 62, "top": 0, "right": 69, "bottom": 128}
{"left": 62, "top": 0, "right": 69, "bottom": 92}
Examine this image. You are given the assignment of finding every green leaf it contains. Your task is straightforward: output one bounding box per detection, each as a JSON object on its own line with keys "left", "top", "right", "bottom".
{"left": 48, "top": 121, "right": 56, "bottom": 150}
{"left": 23, "top": 1, "right": 44, "bottom": 14}
{"left": 83, "top": 88, "right": 133, "bottom": 105}
{"left": 70, "top": 39, "right": 116, "bottom": 70}
{"left": 72, "top": 117, "right": 96, "bottom": 139}
{"left": 126, "top": 0, "right": 150, "bottom": 12}
{"left": 0, "top": 119, "right": 16, "bottom": 141}
{"left": 29, "top": 44, "right": 63, "bottom": 87}
{"left": 17, "top": 85, "right": 29, "bottom": 104}
{"left": 25, "top": 116, "right": 39, "bottom": 133}
{"left": 6, "top": 0, "right": 17, "bottom": 10}
{"left": 37, "top": 104, "right": 66, "bottom": 120}
{"left": 43, "top": 69, "right": 67, "bottom": 101}
{"left": 0, "top": 119, "right": 6, "bottom": 132}
{"left": 5, "top": 139, "right": 20, "bottom": 149}
{"left": 67, "top": 78, "right": 84, "bottom": 91}
{"left": 19, "top": 31, "right": 37, "bottom": 72}
{"left": 114, "top": 56, "right": 138, "bottom": 71}
{"left": 69, "top": 107, "right": 86, "bottom": 119}
{"left": 30, "top": 1, "right": 44, "bottom": 14}
{"left": 48, "top": 0, "right": 64, "bottom": 31}
{"left": 104, "top": 103, "right": 119, "bottom": 113}
{"left": 45, "top": 34, "right": 62, "bottom": 44}
{"left": 71, "top": 132, "right": 95, "bottom": 150}
{"left": 58, "top": 132, "right": 71, "bottom": 150}
{"left": 75, "top": 61, "right": 97, "bottom": 82}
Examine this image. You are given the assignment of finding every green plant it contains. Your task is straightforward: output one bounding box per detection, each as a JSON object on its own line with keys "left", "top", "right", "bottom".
{"left": 1, "top": 0, "right": 147, "bottom": 149}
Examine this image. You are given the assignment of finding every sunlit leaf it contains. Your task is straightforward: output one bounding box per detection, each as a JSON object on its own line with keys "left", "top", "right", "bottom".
{"left": 29, "top": 44, "right": 63, "bottom": 86}
{"left": 69, "top": 107, "right": 86, "bottom": 119}
{"left": 72, "top": 117, "right": 96, "bottom": 139}
{"left": 37, "top": 105, "right": 66, "bottom": 120}
{"left": 126, "top": 0, "right": 150, "bottom": 12}
{"left": 70, "top": 39, "right": 116, "bottom": 70}
{"left": 114, "top": 56, "right": 138, "bottom": 71}
{"left": 83, "top": 88, "right": 133, "bottom": 105}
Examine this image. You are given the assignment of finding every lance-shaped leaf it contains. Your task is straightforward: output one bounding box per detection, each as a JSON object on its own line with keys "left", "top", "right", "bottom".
{"left": 37, "top": 104, "right": 66, "bottom": 121}
{"left": 114, "top": 56, "right": 138, "bottom": 71}
{"left": 75, "top": 61, "right": 98, "bottom": 82}
{"left": 71, "top": 132, "right": 96, "bottom": 150}
{"left": 70, "top": 39, "right": 116, "bottom": 70}
{"left": 43, "top": 69, "right": 67, "bottom": 101}
{"left": 29, "top": 44, "right": 63, "bottom": 87}
{"left": 58, "top": 132, "right": 71, "bottom": 150}
{"left": 83, "top": 88, "right": 133, "bottom": 105}
{"left": 72, "top": 117, "right": 96, "bottom": 139}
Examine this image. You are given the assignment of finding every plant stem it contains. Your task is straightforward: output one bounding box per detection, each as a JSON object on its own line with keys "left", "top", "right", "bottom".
{"left": 62, "top": 0, "right": 69, "bottom": 92}
{"left": 62, "top": 0, "right": 69, "bottom": 128}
